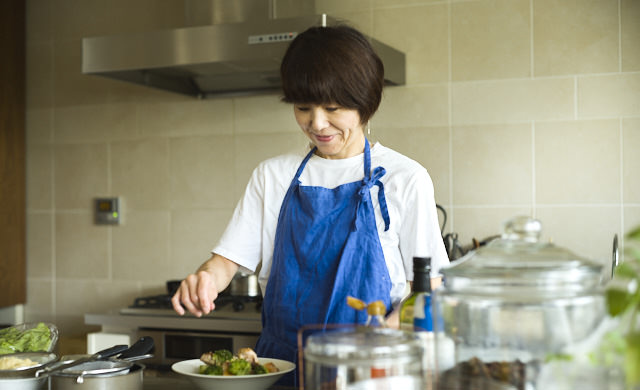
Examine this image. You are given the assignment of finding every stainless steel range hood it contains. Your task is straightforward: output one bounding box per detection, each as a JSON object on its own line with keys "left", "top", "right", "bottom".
{"left": 82, "top": 14, "right": 405, "bottom": 99}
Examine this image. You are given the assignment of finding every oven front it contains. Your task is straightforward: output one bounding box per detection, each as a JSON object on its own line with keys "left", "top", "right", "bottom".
{"left": 138, "top": 328, "right": 261, "bottom": 367}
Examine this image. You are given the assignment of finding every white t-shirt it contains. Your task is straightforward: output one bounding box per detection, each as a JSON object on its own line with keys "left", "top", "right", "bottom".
{"left": 213, "top": 142, "right": 448, "bottom": 306}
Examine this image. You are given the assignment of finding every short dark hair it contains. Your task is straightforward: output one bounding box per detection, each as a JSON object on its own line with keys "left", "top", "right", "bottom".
{"left": 280, "top": 25, "right": 385, "bottom": 125}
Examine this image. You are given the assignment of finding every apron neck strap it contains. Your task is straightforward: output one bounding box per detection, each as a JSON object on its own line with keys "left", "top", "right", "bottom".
{"left": 294, "top": 138, "right": 372, "bottom": 182}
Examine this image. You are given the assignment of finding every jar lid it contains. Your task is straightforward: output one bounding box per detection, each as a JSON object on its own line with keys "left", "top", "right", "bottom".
{"left": 304, "top": 328, "right": 422, "bottom": 364}
{"left": 440, "top": 216, "right": 603, "bottom": 297}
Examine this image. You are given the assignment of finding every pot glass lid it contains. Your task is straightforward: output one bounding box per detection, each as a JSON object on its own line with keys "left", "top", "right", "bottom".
{"left": 440, "top": 216, "right": 603, "bottom": 296}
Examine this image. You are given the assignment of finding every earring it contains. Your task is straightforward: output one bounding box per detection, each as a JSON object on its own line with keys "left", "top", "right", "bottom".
{"left": 367, "top": 121, "right": 371, "bottom": 136}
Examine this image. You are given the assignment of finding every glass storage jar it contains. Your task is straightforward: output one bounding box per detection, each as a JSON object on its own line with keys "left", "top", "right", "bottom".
{"left": 303, "top": 327, "right": 426, "bottom": 390}
{"left": 433, "top": 216, "right": 607, "bottom": 390}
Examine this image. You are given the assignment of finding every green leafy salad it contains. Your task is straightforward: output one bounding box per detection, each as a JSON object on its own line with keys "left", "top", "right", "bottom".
{"left": 198, "top": 348, "right": 279, "bottom": 376}
{"left": 0, "top": 322, "right": 52, "bottom": 355}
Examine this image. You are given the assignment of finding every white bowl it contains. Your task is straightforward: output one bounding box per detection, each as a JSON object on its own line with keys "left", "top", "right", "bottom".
{"left": 171, "top": 357, "right": 295, "bottom": 390}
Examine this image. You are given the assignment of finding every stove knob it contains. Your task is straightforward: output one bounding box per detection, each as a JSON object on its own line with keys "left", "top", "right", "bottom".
{"left": 233, "top": 301, "right": 244, "bottom": 312}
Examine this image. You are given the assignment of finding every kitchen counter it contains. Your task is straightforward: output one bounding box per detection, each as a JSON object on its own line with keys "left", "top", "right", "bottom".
{"left": 143, "top": 370, "right": 295, "bottom": 390}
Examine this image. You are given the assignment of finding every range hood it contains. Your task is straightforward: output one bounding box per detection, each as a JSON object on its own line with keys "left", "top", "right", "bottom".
{"left": 82, "top": 14, "right": 405, "bottom": 99}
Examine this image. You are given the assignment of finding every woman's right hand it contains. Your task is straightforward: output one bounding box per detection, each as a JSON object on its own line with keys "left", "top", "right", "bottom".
{"left": 170, "top": 254, "right": 239, "bottom": 317}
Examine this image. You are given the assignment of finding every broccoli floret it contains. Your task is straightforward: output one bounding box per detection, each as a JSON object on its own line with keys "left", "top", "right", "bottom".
{"left": 199, "top": 364, "right": 224, "bottom": 376}
{"left": 212, "top": 349, "right": 233, "bottom": 364}
{"left": 252, "top": 363, "right": 268, "bottom": 375}
{"left": 228, "top": 358, "right": 252, "bottom": 375}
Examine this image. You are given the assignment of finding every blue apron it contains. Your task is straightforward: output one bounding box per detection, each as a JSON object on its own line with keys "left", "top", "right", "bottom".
{"left": 255, "top": 139, "right": 392, "bottom": 386}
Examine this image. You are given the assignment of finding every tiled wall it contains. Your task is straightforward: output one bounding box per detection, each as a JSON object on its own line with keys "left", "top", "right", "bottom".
{"left": 24, "top": 0, "right": 640, "bottom": 336}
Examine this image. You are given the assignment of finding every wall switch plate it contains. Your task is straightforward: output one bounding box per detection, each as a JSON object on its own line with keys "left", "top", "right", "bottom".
{"left": 94, "top": 197, "right": 122, "bottom": 225}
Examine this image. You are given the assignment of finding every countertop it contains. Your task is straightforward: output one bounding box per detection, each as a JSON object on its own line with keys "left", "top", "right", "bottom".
{"left": 143, "top": 369, "right": 295, "bottom": 390}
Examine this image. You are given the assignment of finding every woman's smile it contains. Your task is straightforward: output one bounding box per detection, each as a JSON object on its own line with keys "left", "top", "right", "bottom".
{"left": 294, "top": 104, "right": 365, "bottom": 160}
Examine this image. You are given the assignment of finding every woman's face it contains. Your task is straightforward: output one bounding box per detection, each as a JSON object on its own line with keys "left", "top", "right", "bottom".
{"left": 293, "top": 104, "right": 365, "bottom": 159}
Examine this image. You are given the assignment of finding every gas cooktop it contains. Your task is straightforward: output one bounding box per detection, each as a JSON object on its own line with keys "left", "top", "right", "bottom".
{"left": 120, "top": 294, "right": 262, "bottom": 320}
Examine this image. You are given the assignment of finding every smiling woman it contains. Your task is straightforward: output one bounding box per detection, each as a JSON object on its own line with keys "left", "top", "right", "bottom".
{"left": 171, "top": 23, "right": 449, "bottom": 388}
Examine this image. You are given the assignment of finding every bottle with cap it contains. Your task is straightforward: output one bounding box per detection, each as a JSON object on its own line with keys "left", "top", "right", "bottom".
{"left": 399, "top": 256, "right": 433, "bottom": 332}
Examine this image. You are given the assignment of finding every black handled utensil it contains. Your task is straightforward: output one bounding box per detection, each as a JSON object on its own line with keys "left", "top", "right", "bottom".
{"left": 116, "top": 336, "right": 154, "bottom": 360}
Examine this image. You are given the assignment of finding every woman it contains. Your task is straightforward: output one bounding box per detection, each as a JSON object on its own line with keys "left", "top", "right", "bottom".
{"left": 171, "top": 24, "right": 448, "bottom": 383}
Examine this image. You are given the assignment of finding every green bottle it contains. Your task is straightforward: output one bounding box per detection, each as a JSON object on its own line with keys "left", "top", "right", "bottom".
{"left": 399, "top": 257, "right": 432, "bottom": 332}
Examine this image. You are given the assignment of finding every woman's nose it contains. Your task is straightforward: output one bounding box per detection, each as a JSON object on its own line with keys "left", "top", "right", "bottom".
{"left": 309, "top": 108, "right": 328, "bottom": 130}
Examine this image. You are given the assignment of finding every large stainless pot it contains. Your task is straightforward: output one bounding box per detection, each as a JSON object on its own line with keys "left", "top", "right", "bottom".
{"left": 434, "top": 216, "right": 607, "bottom": 390}
{"left": 49, "top": 363, "right": 144, "bottom": 390}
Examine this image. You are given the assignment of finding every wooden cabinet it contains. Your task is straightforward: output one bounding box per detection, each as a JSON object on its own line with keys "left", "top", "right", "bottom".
{"left": 0, "top": 0, "right": 26, "bottom": 308}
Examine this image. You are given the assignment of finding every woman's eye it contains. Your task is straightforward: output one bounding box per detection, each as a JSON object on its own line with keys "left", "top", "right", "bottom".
{"left": 295, "top": 106, "right": 310, "bottom": 112}
{"left": 325, "top": 107, "right": 339, "bottom": 112}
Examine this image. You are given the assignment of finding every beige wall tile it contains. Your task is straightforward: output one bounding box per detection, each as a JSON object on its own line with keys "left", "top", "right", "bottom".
{"left": 53, "top": 40, "right": 111, "bottom": 108}
{"left": 54, "top": 143, "right": 108, "bottom": 210}
{"left": 27, "top": 43, "right": 53, "bottom": 109}
{"left": 452, "top": 123, "right": 533, "bottom": 205}
{"left": 376, "top": 85, "right": 450, "bottom": 128}
{"left": 170, "top": 135, "right": 237, "bottom": 209}
{"left": 374, "top": 126, "right": 450, "bottom": 205}
{"left": 535, "top": 119, "right": 620, "bottom": 204}
{"left": 54, "top": 103, "right": 137, "bottom": 143}
{"left": 233, "top": 133, "right": 309, "bottom": 198}
{"left": 234, "top": 95, "right": 299, "bottom": 135}
{"left": 623, "top": 118, "right": 640, "bottom": 203}
{"left": 111, "top": 138, "right": 171, "bottom": 210}
{"left": 325, "top": 12, "right": 373, "bottom": 36}
{"left": 621, "top": 0, "right": 640, "bottom": 72}
{"left": 452, "top": 78, "right": 574, "bottom": 125}
{"left": 112, "top": 211, "right": 171, "bottom": 281}
{"left": 51, "top": 0, "right": 186, "bottom": 42}
{"left": 450, "top": 207, "right": 533, "bottom": 246}
{"left": 26, "top": 108, "right": 53, "bottom": 144}
{"left": 138, "top": 99, "right": 234, "bottom": 137}
{"left": 536, "top": 206, "right": 621, "bottom": 264}
{"left": 534, "top": 0, "right": 618, "bottom": 76}
{"left": 374, "top": 4, "right": 449, "bottom": 84}
{"left": 317, "top": 0, "right": 372, "bottom": 13}
{"left": 623, "top": 206, "right": 640, "bottom": 267}
{"left": 27, "top": 144, "right": 53, "bottom": 210}
{"left": 55, "top": 212, "right": 108, "bottom": 278}
{"left": 452, "top": 0, "right": 530, "bottom": 81}
{"left": 26, "top": 213, "right": 53, "bottom": 278}
{"left": 578, "top": 73, "right": 640, "bottom": 118}
{"left": 624, "top": 206, "right": 640, "bottom": 238}
{"left": 55, "top": 279, "right": 141, "bottom": 327}
{"left": 25, "top": 279, "right": 54, "bottom": 319}
{"left": 170, "top": 208, "right": 235, "bottom": 277}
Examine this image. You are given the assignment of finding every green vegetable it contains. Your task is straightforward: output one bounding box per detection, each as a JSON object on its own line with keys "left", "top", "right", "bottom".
{"left": 228, "top": 359, "right": 252, "bottom": 375}
{"left": 605, "top": 226, "right": 640, "bottom": 388}
{"left": 199, "top": 364, "right": 223, "bottom": 375}
{"left": 0, "top": 323, "right": 51, "bottom": 355}
{"left": 210, "top": 349, "right": 233, "bottom": 365}
{"left": 252, "top": 363, "right": 268, "bottom": 374}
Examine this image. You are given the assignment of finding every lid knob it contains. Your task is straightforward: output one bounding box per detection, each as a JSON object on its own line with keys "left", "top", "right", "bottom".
{"left": 502, "top": 216, "right": 542, "bottom": 243}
